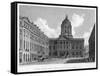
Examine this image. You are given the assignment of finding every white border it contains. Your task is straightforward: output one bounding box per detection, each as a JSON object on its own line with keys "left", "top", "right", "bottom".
{"left": 17, "top": 3, "right": 97, "bottom": 73}
{"left": 18, "top": 3, "right": 96, "bottom": 10}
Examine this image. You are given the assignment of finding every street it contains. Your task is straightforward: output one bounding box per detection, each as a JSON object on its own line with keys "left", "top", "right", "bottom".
{"left": 20, "top": 57, "right": 85, "bottom": 65}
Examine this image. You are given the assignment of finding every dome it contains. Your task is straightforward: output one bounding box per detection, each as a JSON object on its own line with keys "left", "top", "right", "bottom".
{"left": 61, "top": 15, "right": 71, "bottom": 27}
{"left": 60, "top": 15, "right": 73, "bottom": 38}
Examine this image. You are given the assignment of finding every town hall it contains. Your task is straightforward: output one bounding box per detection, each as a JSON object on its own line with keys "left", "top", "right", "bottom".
{"left": 49, "top": 16, "right": 85, "bottom": 58}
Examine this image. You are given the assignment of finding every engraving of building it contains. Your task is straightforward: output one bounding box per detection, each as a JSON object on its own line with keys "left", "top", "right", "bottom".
{"left": 19, "top": 17, "right": 49, "bottom": 64}
{"left": 49, "top": 16, "right": 85, "bottom": 58}
{"left": 89, "top": 25, "right": 95, "bottom": 62}
{"left": 19, "top": 15, "right": 85, "bottom": 64}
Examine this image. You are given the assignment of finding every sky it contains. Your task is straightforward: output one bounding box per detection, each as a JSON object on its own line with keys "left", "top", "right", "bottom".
{"left": 19, "top": 4, "right": 96, "bottom": 45}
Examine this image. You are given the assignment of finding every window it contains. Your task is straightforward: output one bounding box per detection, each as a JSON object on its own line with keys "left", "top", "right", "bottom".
{"left": 67, "top": 46, "right": 68, "bottom": 49}
{"left": 19, "top": 58, "right": 22, "bottom": 63}
{"left": 20, "top": 21, "right": 22, "bottom": 26}
{"left": 72, "top": 45, "right": 74, "bottom": 49}
{"left": 80, "top": 45, "right": 82, "bottom": 49}
{"left": 49, "top": 46, "right": 51, "bottom": 50}
{"left": 53, "top": 46, "right": 55, "bottom": 50}
{"left": 64, "top": 45, "right": 65, "bottom": 49}
{"left": 53, "top": 51, "right": 57, "bottom": 56}
{"left": 19, "top": 39, "right": 22, "bottom": 50}
{"left": 24, "top": 29, "right": 25, "bottom": 37}
{"left": 20, "top": 29, "right": 22, "bottom": 35}
{"left": 19, "top": 52, "right": 22, "bottom": 63}
{"left": 26, "top": 41, "right": 28, "bottom": 51}
{"left": 64, "top": 41, "right": 66, "bottom": 45}
{"left": 60, "top": 41, "right": 62, "bottom": 44}
{"left": 30, "top": 42, "right": 31, "bottom": 51}
{"left": 66, "top": 42, "right": 68, "bottom": 44}
{"left": 24, "top": 40, "right": 25, "bottom": 50}
{"left": 65, "top": 29, "right": 66, "bottom": 33}
{"left": 24, "top": 54, "right": 25, "bottom": 62}
{"left": 72, "top": 52, "right": 74, "bottom": 55}
{"left": 27, "top": 42, "right": 29, "bottom": 51}
{"left": 76, "top": 45, "right": 78, "bottom": 49}
{"left": 28, "top": 54, "right": 30, "bottom": 62}
{"left": 26, "top": 54, "right": 27, "bottom": 62}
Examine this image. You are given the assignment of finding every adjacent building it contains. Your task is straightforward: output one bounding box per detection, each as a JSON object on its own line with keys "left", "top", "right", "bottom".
{"left": 49, "top": 16, "right": 85, "bottom": 58}
{"left": 89, "top": 25, "right": 95, "bottom": 62}
{"left": 19, "top": 17, "right": 49, "bottom": 64}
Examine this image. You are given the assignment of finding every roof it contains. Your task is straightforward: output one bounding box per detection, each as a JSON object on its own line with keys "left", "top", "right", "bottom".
{"left": 49, "top": 36, "right": 84, "bottom": 42}
{"left": 61, "top": 15, "right": 71, "bottom": 27}
{"left": 49, "top": 38, "right": 58, "bottom": 41}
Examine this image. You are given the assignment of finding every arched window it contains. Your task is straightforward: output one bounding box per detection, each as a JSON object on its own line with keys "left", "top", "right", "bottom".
{"left": 28, "top": 54, "right": 29, "bottom": 62}
{"left": 24, "top": 54, "right": 25, "bottom": 62}
{"left": 24, "top": 40, "right": 25, "bottom": 50}
{"left": 24, "top": 29, "right": 25, "bottom": 37}
{"left": 19, "top": 58, "right": 22, "bottom": 63}
{"left": 19, "top": 39, "right": 22, "bottom": 50}
{"left": 19, "top": 52, "right": 22, "bottom": 63}
{"left": 26, "top": 54, "right": 27, "bottom": 62}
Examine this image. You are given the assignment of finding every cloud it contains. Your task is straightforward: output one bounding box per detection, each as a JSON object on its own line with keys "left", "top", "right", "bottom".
{"left": 34, "top": 18, "right": 60, "bottom": 38}
{"left": 72, "top": 27, "right": 75, "bottom": 36}
{"left": 70, "top": 13, "right": 91, "bottom": 46}
{"left": 34, "top": 14, "right": 85, "bottom": 39}
{"left": 70, "top": 13, "right": 85, "bottom": 36}
{"left": 71, "top": 13, "right": 85, "bottom": 28}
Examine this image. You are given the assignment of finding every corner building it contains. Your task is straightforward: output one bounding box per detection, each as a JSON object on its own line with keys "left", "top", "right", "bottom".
{"left": 19, "top": 17, "right": 49, "bottom": 64}
{"left": 89, "top": 25, "right": 95, "bottom": 62}
{"left": 49, "top": 16, "right": 85, "bottom": 58}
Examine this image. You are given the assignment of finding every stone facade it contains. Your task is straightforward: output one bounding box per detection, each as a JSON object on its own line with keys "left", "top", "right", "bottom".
{"left": 49, "top": 16, "right": 84, "bottom": 58}
{"left": 19, "top": 17, "right": 49, "bottom": 64}
{"left": 19, "top": 15, "right": 85, "bottom": 64}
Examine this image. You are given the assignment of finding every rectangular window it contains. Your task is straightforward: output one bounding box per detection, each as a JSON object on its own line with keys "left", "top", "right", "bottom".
{"left": 24, "top": 29, "right": 25, "bottom": 37}
{"left": 20, "top": 29, "right": 22, "bottom": 35}
{"left": 72, "top": 45, "right": 74, "bottom": 49}
{"left": 76, "top": 45, "right": 78, "bottom": 49}
{"left": 24, "top": 40, "right": 25, "bottom": 50}
{"left": 20, "top": 39, "right": 22, "bottom": 50}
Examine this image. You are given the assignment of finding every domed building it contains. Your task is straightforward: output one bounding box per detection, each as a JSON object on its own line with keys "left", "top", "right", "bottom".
{"left": 49, "top": 15, "right": 85, "bottom": 58}
{"left": 60, "top": 15, "right": 73, "bottom": 38}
